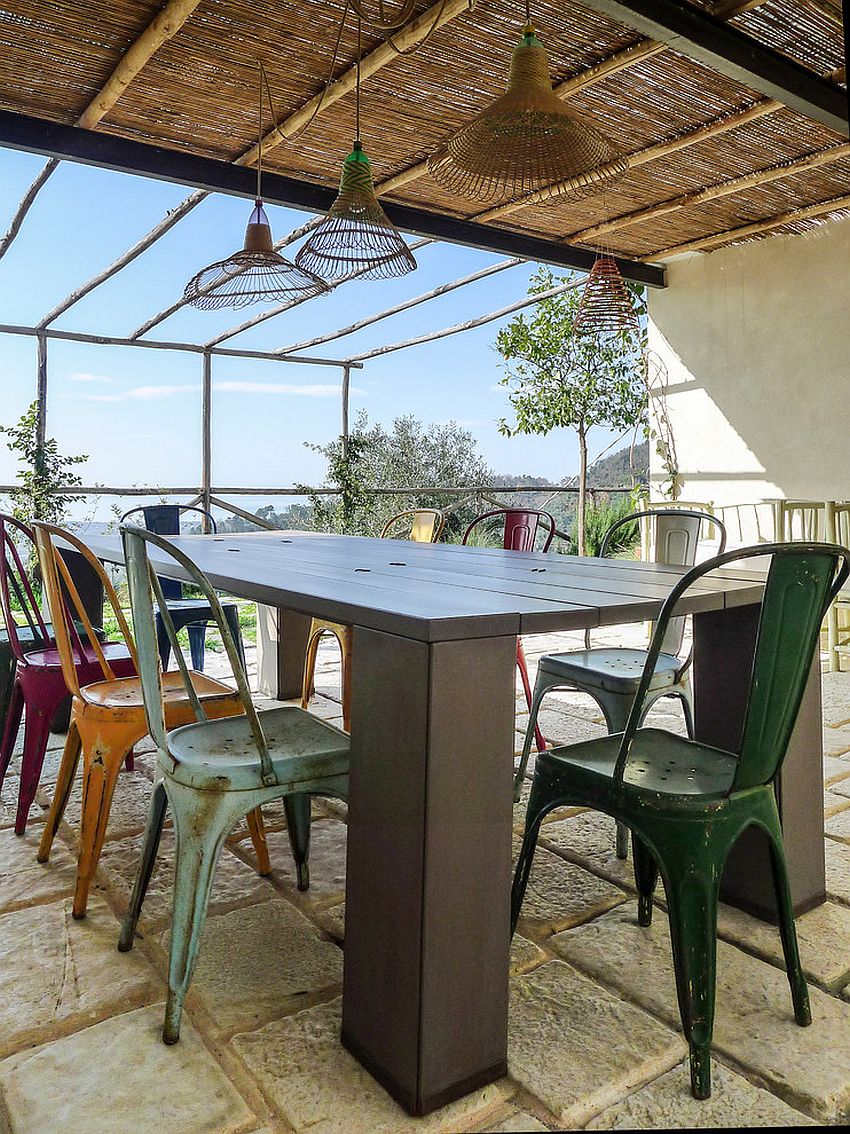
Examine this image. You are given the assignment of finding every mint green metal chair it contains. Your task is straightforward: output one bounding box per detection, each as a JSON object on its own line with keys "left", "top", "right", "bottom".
{"left": 117, "top": 525, "right": 349, "bottom": 1044}
{"left": 513, "top": 508, "right": 725, "bottom": 863}
{"left": 512, "top": 541, "right": 850, "bottom": 1101}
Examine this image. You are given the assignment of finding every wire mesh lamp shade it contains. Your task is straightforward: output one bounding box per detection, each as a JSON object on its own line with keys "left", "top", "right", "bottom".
{"left": 574, "top": 255, "right": 640, "bottom": 336}
{"left": 295, "top": 144, "right": 417, "bottom": 280}
{"left": 428, "top": 26, "right": 627, "bottom": 203}
{"left": 184, "top": 201, "right": 329, "bottom": 310}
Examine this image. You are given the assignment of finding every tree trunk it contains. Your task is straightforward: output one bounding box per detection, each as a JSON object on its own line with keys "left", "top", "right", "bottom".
{"left": 577, "top": 426, "right": 588, "bottom": 557}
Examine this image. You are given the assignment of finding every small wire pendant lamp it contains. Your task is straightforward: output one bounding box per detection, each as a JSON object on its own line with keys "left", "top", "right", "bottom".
{"left": 184, "top": 64, "right": 329, "bottom": 310}
{"left": 295, "top": 17, "right": 416, "bottom": 281}
{"left": 428, "top": 3, "right": 627, "bottom": 203}
{"left": 574, "top": 252, "right": 639, "bottom": 336}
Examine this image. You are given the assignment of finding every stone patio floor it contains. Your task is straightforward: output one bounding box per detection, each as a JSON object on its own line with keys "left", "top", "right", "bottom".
{"left": 3, "top": 623, "right": 850, "bottom": 1131}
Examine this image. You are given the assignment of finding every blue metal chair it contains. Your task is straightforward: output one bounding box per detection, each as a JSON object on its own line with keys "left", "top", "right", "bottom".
{"left": 514, "top": 507, "right": 725, "bottom": 860}
{"left": 117, "top": 524, "right": 349, "bottom": 1044}
{"left": 512, "top": 541, "right": 850, "bottom": 1100}
{"left": 121, "top": 505, "right": 244, "bottom": 674}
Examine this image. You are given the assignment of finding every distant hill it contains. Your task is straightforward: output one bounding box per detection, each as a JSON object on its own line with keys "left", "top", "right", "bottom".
{"left": 588, "top": 440, "right": 648, "bottom": 489}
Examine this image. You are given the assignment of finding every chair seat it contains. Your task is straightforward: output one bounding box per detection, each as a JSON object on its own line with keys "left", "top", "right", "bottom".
{"left": 538, "top": 648, "right": 684, "bottom": 695}
{"left": 540, "top": 728, "right": 739, "bottom": 805}
{"left": 80, "top": 668, "right": 235, "bottom": 711}
{"left": 165, "top": 704, "right": 350, "bottom": 791}
{"left": 22, "top": 641, "right": 133, "bottom": 671}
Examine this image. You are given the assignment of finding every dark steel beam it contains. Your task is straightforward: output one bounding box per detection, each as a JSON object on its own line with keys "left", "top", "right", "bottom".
{"left": 574, "top": 0, "right": 849, "bottom": 136}
{"left": 844, "top": 0, "right": 850, "bottom": 130}
{"left": 0, "top": 109, "right": 665, "bottom": 287}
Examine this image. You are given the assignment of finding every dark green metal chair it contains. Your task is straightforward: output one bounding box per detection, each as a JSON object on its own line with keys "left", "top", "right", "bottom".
{"left": 511, "top": 541, "right": 850, "bottom": 1101}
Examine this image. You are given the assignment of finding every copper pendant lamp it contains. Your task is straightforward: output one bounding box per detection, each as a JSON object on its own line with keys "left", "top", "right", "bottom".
{"left": 184, "top": 64, "right": 329, "bottom": 310}
{"left": 295, "top": 16, "right": 416, "bottom": 281}
{"left": 574, "top": 253, "right": 639, "bottom": 336}
{"left": 428, "top": 9, "right": 627, "bottom": 204}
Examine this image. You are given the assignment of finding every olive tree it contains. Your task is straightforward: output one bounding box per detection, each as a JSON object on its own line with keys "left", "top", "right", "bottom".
{"left": 496, "top": 266, "right": 647, "bottom": 554}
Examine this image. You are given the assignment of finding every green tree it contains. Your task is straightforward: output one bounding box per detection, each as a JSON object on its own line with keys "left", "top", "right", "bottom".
{"left": 301, "top": 411, "right": 492, "bottom": 538}
{"left": 496, "top": 267, "right": 647, "bottom": 554}
{"left": 1, "top": 400, "right": 88, "bottom": 524}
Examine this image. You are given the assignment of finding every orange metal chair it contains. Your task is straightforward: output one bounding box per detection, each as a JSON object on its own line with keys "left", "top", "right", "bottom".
{"left": 32, "top": 522, "right": 270, "bottom": 918}
{"left": 301, "top": 508, "right": 445, "bottom": 729}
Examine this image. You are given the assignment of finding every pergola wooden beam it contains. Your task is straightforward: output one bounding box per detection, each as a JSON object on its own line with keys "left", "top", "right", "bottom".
{"left": 0, "top": 109, "right": 663, "bottom": 285}
{"left": 646, "top": 190, "right": 850, "bottom": 257}
{"left": 275, "top": 256, "right": 524, "bottom": 356}
{"left": 565, "top": 141, "right": 850, "bottom": 243}
{"left": 0, "top": 0, "right": 202, "bottom": 262}
{"left": 572, "top": 0, "right": 848, "bottom": 134}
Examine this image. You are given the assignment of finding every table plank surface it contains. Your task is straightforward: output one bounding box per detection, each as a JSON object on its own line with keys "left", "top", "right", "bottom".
{"left": 87, "top": 530, "right": 764, "bottom": 642}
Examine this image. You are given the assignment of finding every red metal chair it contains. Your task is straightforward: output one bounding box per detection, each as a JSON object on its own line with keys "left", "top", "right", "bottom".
{"left": 461, "top": 508, "right": 556, "bottom": 756}
{"left": 0, "top": 514, "right": 136, "bottom": 834}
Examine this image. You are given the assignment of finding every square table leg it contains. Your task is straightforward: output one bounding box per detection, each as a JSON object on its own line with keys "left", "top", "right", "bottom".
{"left": 271, "top": 607, "right": 313, "bottom": 700}
{"left": 342, "top": 626, "right": 517, "bottom": 1116}
{"left": 693, "top": 603, "right": 825, "bottom": 921}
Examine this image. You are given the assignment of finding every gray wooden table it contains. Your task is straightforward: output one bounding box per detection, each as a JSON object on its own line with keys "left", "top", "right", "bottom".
{"left": 86, "top": 530, "right": 825, "bottom": 1116}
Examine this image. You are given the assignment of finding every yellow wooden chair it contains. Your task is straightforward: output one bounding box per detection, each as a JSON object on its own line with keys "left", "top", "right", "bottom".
{"left": 301, "top": 508, "right": 445, "bottom": 729}
{"left": 32, "top": 521, "right": 270, "bottom": 918}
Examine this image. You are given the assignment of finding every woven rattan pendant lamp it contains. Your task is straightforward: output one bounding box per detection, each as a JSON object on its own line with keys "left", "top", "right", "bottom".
{"left": 428, "top": 5, "right": 627, "bottom": 203}
{"left": 295, "top": 16, "right": 416, "bottom": 281}
{"left": 184, "top": 64, "right": 329, "bottom": 310}
{"left": 574, "top": 252, "right": 639, "bottom": 336}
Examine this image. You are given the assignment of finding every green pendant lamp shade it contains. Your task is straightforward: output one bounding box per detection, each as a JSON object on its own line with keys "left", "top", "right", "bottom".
{"left": 295, "top": 143, "right": 417, "bottom": 280}
{"left": 574, "top": 254, "right": 639, "bottom": 336}
{"left": 429, "top": 24, "right": 627, "bottom": 203}
{"left": 184, "top": 200, "right": 329, "bottom": 310}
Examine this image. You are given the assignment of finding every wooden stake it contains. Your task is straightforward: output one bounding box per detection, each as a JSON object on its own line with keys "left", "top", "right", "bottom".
{"left": 36, "top": 332, "right": 47, "bottom": 448}
{"left": 201, "top": 351, "right": 212, "bottom": 526}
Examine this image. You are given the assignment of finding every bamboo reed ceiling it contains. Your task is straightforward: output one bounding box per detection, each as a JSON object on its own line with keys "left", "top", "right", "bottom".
{"left": 0, "top": 0, "right": 847, "bottom": 263}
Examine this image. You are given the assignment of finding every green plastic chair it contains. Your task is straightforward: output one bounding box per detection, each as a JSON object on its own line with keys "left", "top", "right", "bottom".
{"left": 511, "top": 541, "right": 850, "bottom": 1101}
{"left": 513, "top": 508, "right": 726, "bottom": 866}
{"left": 117, "top": 524, "right": 349, "bottom": 1044}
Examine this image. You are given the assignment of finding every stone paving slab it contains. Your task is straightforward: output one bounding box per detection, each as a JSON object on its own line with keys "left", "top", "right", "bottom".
{"left": 98, "top": 830, "right": 273, "bottom": 934}
{"left": 512, "top": 837, "right": 628, "bottom": 939}
{"left": 0, "top": 896, "right": 162, "bottom": 1059}
{"left": 551, "top": 907, "right": 850, "bottom": 1121}
{"left": 585, "top": 1060, "right": 815, "bottom": 1128}
{"left": 825, "top": 837, "right": 850, "bottom": 907}
{"left": 508, "top": 960, "right": 686, "bottom": 1126}
{"left": 239, "top": 819, "right": 347, "bottom": 906}
{"left": 537, "top": 811, "right": 636, "bottom": 891}
{"left": 824, "top": 755, "right": 850, "bottom": 785}
{"left": 165, "top": 899, "right": 342, "bottom": 1037}
{"left": 231, "top": 998, "right": 514, "bottom": 1134}
{"left": 482, "top": 1108, "right": 548, "bottom": 1131}
{"left": 0, "top": 827, "right": 79, "bottom": 915}
{"left": 825, "top": 808, "right": 850, "bottom": 842}
{"left": 0, "top": 1004, "right": 257, "bottom": 1134}
{"left": 822, "top": 726, "right": 850, "bottom": 758}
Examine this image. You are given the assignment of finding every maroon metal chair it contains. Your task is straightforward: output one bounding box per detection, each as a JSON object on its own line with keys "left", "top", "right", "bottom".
{"left": 0, "top": 514, "right": 136, "bottom": 834}
{"left": 461, "top": 508, "right": 556, "bottom": 756}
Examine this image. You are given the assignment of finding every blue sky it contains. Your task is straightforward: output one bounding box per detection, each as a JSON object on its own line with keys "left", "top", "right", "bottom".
{"left": 0, "top": 147, "right": 628, "bottom": 518}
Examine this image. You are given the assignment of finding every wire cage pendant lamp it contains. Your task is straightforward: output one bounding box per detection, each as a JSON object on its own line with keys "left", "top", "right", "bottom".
{"left": 295, "top": 16, "right": 417, "bottom": 281}
{"left": 428, "top": 2, "right": 627, "bottom": 203}
{"left": 574, "top": 250, "right": 640, "bottom": 336}
{"left": 184, "top": 64, "right": 329, "bottom": 310}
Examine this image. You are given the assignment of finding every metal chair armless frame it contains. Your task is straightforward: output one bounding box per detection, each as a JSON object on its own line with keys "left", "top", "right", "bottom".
{"left": 512, "top": 541, "right": 850, "bottom": 1100}
{"left": 118, "top": 525, "right": 349, "bottom": 1044}
{"left": 121, "top": 504, "right": 245, "bottom": 674}
{"left": 513, "top": 508, "right": 726, "bottom": 861}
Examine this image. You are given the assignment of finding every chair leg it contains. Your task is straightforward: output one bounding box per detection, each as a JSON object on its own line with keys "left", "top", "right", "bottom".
{"left": 124, "top": 748, "right": 135, "bottom": 772}
{"left": 0, "top": 648, "right": 17, "bottom": 760}
{"left": 592, "top": 690, "right": 635, "bottom": 861}
{"left": 223, "top": 606, "right": 246, "bottom": 669}
{"left": 162, "top": 780, "right": 248, "bottom": 1044}
{"left": 516, "top": 639, "right": 545, "bottom": 753}
{"left": 245, "top": 807, "right": 271, "bottom": 876}
{"left": 155, "top": 612, "right": 172, "bottom": 671}
{"left": 283, "top": 793, "right": 312, "bottom": 891}
{"left": 511, "top": 778, "right": 554, "bottom": 934}
{"left": 662, "top": 858, "right": 721, "bottom": 1100}
{"left": 0, "top": 680, "right": 23, "bottom": 790}
{"left": 632, "top": 833, "right": 659, "bottom": 926}
{"left": 187, "top": 623, "right": 206, "bottom": 672}
{"left": 118, "top": 780, "right": 169, "bottom": 951}
{"left": 72, "top": 718, "right": 143, "bottom": 919}
{"left": 15, "top": 690, "right": 66, "bottom": 835}
{"left": 513, "top": 675, "right": 552, "bottom": 802}
{"left": 764, "top": 816, "right": 811, "bottom": 1026}
{"left": 300, "top": 626, "right": 323, "bottom": 711}
{"left": 37, "top": 719, "right": 83, "bottom": 863}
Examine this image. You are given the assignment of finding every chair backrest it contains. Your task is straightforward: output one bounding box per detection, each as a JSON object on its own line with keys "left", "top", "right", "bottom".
{"left": 0, "top": 513, "right": 52, "bottom": 662}
{"left": 772, "top": 499, "right": 825, "bottom": 542}
{"left": 379, "top": 508, "right": 445, "bottom": 543}
{"left": 597, "top": 507, "right": 726, "bottom": 658}
{"left": 462, "top": 508, "right": 555, "bottom": 553}
{"left": 120, "top": 505, "right": 217, "bottom": 601}
{"left": 31, "top": 522, "right": 138, "bottom": 697}
{"left": 121, "top": 524, "right": 277, "bottom": 785}
{"left": 614, "top": 542, "right": 850, "bottom": 793}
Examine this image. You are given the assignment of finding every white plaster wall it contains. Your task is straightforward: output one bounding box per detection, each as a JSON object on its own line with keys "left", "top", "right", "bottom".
{"left": 648, "top": 214, "right": 850, "bottom": 546}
